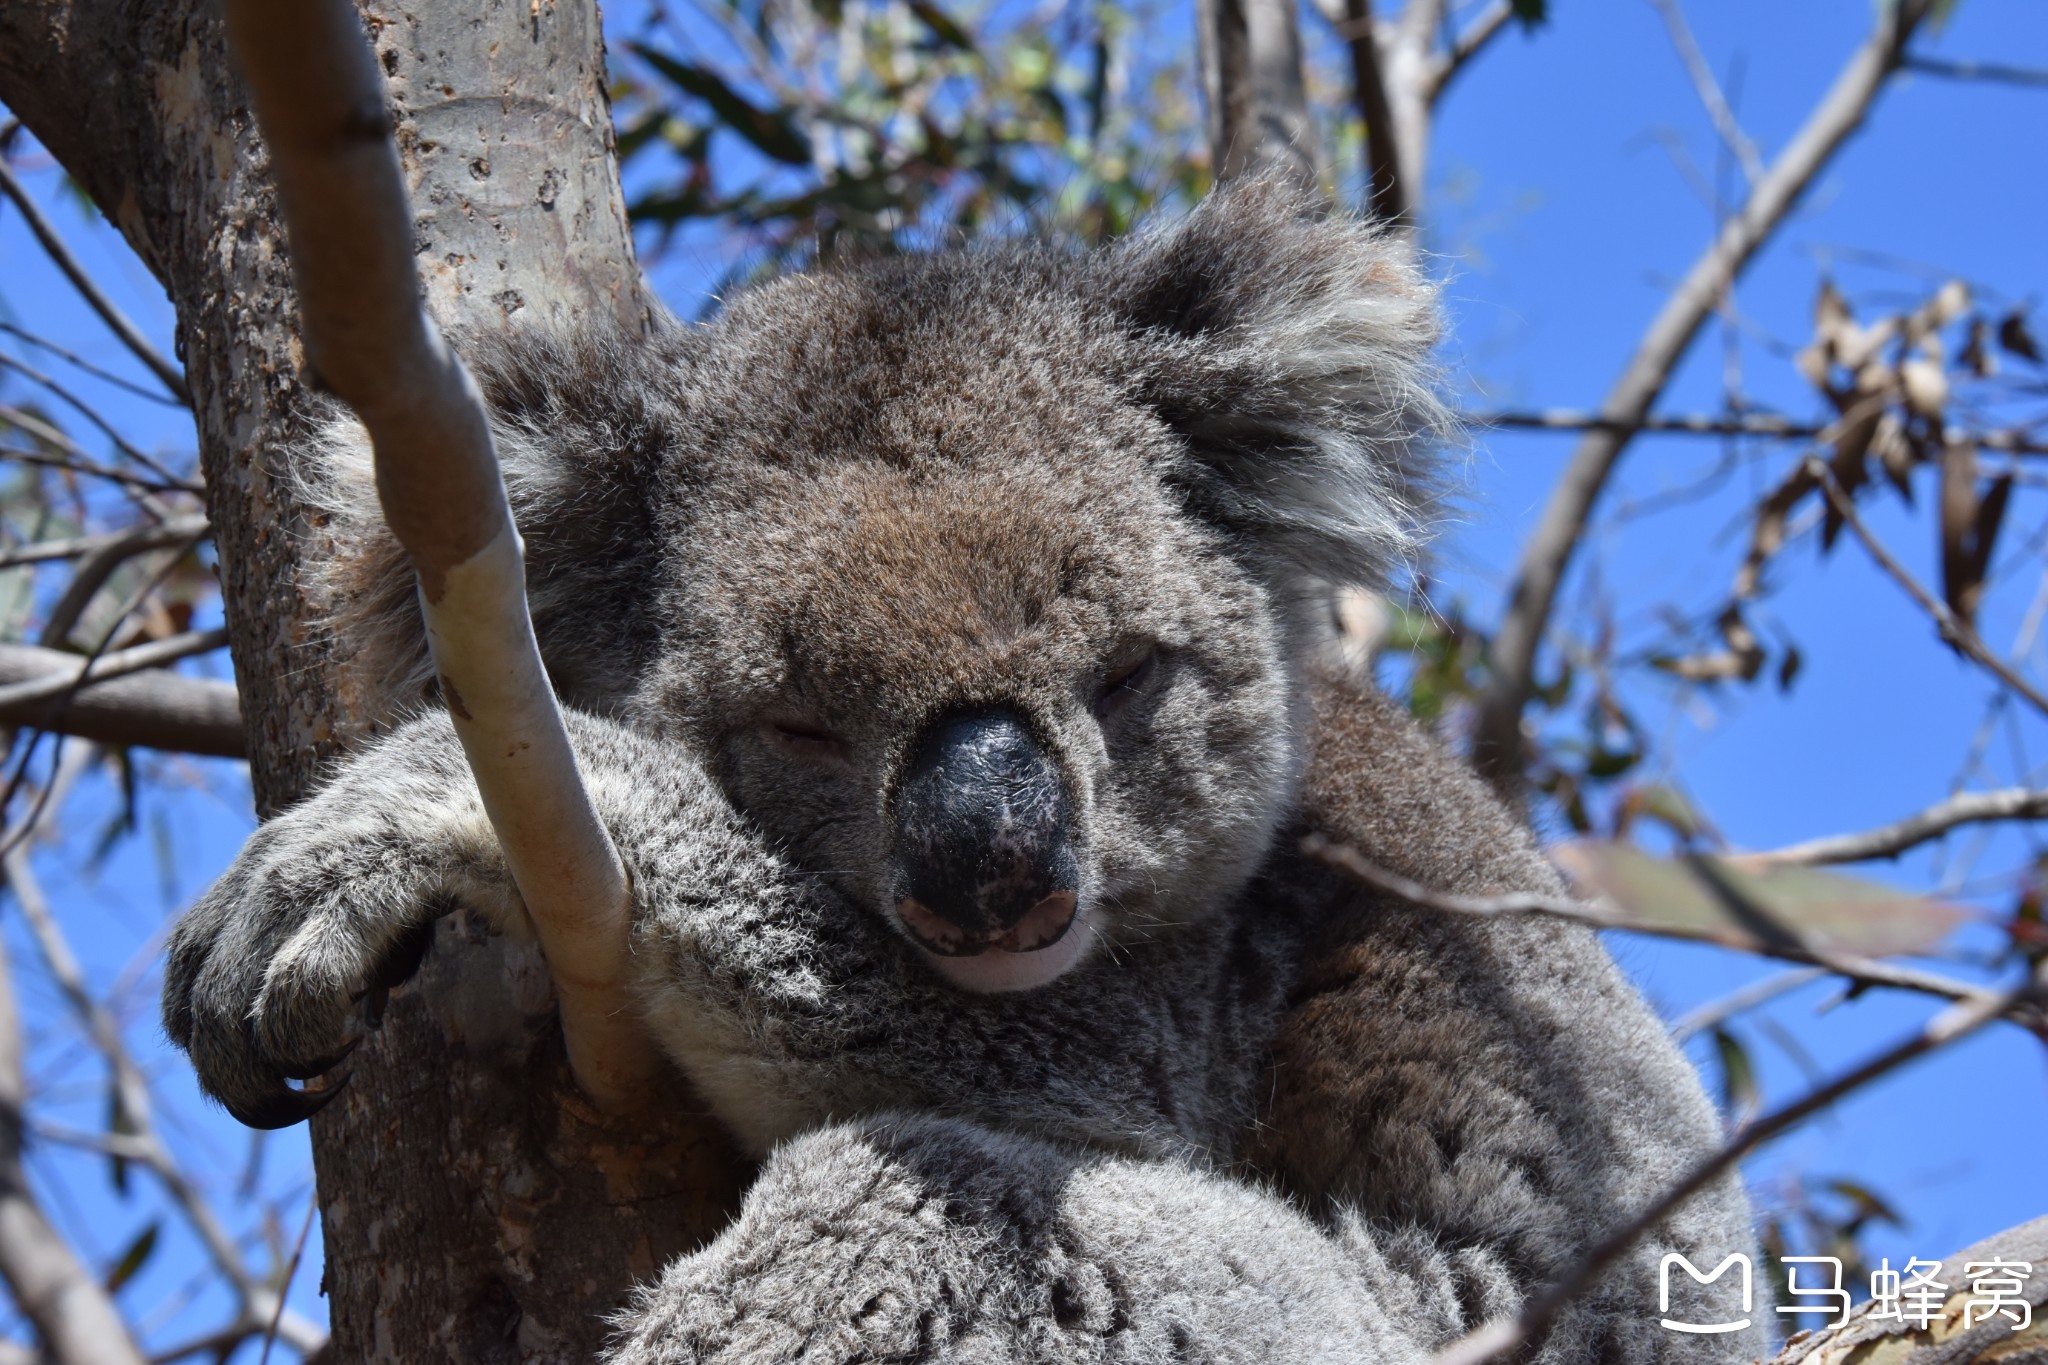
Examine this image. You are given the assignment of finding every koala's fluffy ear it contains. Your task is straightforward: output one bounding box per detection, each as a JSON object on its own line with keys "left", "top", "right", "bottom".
{"left": 1090, "top": 179, "right": 1450, "bottom": 590}
{"left": 296, "top": 322, "right": 689, "bottom": 718}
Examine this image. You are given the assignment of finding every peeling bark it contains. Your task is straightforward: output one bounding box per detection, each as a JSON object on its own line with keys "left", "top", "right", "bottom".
{"left": 0, "top": 1, "right": 749, "bottom": 1358}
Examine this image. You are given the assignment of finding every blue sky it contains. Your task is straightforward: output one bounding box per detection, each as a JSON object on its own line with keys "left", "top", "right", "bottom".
{"left": 0, "top": 0, "right": 2043, "bottom": 1356}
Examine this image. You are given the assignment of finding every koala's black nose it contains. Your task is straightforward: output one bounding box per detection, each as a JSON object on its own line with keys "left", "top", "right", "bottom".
{"left": 893, "top": 710, "right": 1081, "bottom": 955}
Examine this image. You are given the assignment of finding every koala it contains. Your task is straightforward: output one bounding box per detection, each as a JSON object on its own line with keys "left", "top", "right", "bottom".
{"left": 162, "top": 180, "right": 1762, "bottom": 1362}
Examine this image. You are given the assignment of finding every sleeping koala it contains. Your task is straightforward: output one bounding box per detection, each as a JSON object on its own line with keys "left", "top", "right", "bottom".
{"left": 162, "top": 181, "right": 1761, "bottom": 1361}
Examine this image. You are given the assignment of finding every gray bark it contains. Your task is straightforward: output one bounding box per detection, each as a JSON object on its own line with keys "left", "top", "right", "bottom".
{"left": 1197, "top": 0, "right": 1320, "bottom": 195}
{"left": 0, "top": 0, "right": 750, "bottom": 1358}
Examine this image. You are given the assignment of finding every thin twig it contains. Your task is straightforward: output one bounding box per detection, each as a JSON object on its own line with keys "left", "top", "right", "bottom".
{"left": 1812, "top": 458, "right": 2048, "bottom": 721}
{"left": 0, "top": 158, "right": 189, "bottom": 404}
{"left": 1471, "top": 406, "right": 2048, "bottom": 455}
{"left": 1471, "top": 0, "right": 1937, "bottom": 786}
{"left": 1668, "top": 967, "right": 1828, "bottom": 1043}
{"left": 0, "top": 353, "right": 190, "bottom": 485}
{"left": 38, "top": 519, "right": 208, "bottom": 649}
{"left": 0, "top": 926, "right": 147, "bottom": 1365}
{"left": 0, "top": 442, "right": 201, "bottom": 497}
{"left": 254, "top": 1192, "right": 317, "bottom": 1365}
{"left": 1904, "top": 55, "right": 2048, "bottom": 88}
{"left": 1752, "top": 786, "right": 2048, "bottom": 867}
{"left": 1430, "top": 961, "right": 2047, "bottom": 1365}
{"left": 0, "top": 515, "right": 209, "bottom": 573}
{"left": 1647, "top": 0, "right": 1765, "bottom": 185}
{"left": 0, "top": 850, "right": 326, "bottom": 1354}
{"left": 0, "top": 322, "right": 188, "bottom": 408}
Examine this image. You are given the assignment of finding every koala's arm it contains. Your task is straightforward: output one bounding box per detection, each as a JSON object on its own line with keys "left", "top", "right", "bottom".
{"left": 164, "top": 709, "right": 1259, "bottom": 1155}
{"left": 1239, "top": 664, "right": 1763, "bottom": 1360}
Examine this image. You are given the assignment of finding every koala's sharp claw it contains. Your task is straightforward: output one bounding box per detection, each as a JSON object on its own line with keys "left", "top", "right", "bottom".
{"left": 227, "top": 1074, "right": 350, "bottom": 1131}
{"left": 280, "top": 1034, "right": 361, "bottom": 1081}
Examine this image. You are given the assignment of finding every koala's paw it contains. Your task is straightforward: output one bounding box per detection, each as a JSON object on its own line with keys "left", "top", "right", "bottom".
{"left": 161, "top": 814, "right": 446, "bottom": 1129}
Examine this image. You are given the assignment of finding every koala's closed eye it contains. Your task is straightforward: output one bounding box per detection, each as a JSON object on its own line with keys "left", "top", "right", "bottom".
{"left": 763, "top": 715, "right": 851, "bottom": 764}
{"left": 1093, "top": 647, "right": 1160, "bottom": 725}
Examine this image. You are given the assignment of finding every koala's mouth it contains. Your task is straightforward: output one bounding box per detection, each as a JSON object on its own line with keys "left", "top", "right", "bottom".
{"left": 894, "top": 891, "right": 1088, "bottom": 992}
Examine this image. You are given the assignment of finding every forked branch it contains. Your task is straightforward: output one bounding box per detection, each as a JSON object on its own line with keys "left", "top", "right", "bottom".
{"left": 223, "top": 0, "right": 661, "bottom": 1110}
{"left": 1470, "top": 0, "right": 1937, "bottom": 787}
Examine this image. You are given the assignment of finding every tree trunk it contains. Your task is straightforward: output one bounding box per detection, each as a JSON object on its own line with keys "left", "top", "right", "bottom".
{"left": 0, "top": 1, "right": 751, "bottom": 1358}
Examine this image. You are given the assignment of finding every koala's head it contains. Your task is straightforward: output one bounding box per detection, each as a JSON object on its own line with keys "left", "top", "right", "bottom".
{"left": 317, "top": 180, "right": 1445, "bottom": 993}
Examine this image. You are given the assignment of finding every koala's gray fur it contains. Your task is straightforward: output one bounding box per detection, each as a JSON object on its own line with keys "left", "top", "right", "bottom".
{"left": 163, "top": 181, "right": 1762, "bottom": 1361}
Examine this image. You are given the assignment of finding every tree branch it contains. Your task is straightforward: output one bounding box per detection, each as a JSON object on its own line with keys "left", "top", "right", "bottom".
{"left": 1, "top": 848, "right": 324, "bottom": 1355}
{"left": 0, "top": 626, "right": 228, "bottom": 713}
{"left": 0, "top": 156, "right": 189, "bottom": 404}
{"left": 1472, "top": 407, "right": 2048, "bottom": 455}
{"left": 1647, "top": 0, "right": 1765, "bottom": 186}
{"left": 0, "top": 931, "right": 147, "bottom": 1365}
{"left": 1423, "top": 0, "right": 1512, "bottom": 104}
{"left": 1341, "top": 0, "right": 1407, "bottom": 222}
{"left": 0, "top": 641, "right": 243, "bottom": 758}
{"left": 0, "top": 518, "right": 210, "bottom": 570}
{"left": 1470, "top": 0, "right": 1936, "bottom": 787}
{"left": 1812, "top": 457, "right": 2048, "bottom": 722}
{"left": 1752, "top": 787, "right": 2048, "bottom": 867}
{"left": 1431, "top": 959, "right": 2048, "bottom": 1365}
{"left": 1904, "top": 55, "right": 2048, "bottom": 88}
{"left": 223, "top": 0, "right": 660, "bottom": 1111}
{"left": 1668, "top": 966, "right": 1828, "bottom": 1043}
{"left": 1199, "top": 0, "right": 1321, "bottom": 195}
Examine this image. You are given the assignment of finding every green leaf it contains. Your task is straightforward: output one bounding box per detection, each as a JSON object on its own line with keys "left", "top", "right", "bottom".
{"left": 631, "top": 46, "right": 813, "bottom": 166}
{"left": 1510, "top": 0, "right": 1549, "bottom": 29}
{"left": 1711, "top": 1027, "right": 1759, "bottom": 1117}
{"left": 1551, "top": 842, "right": 1966, "bottom": 957}
{"left": 104, "top": 1222, "right": 159, "bottom": 1293}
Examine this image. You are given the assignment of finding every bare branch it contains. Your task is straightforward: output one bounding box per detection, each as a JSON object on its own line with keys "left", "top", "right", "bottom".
{"left": 0, "top": 438, "right": 200, "bottom": 498}
{"left": 1905, "top": 54, "right": 2048, "bottom": 88}
{"left": 1647, "top": 0, "right": 1765, "bottom": 186}
{"left": 1752, "top": 787, "right": 2048, "bottom": 867}
{"left": 1471, "top": 0, "right": 1937, "bottom": 787}
{"left": 224, "top": 0, "right": 660, "bottom": 1110}
{"left": 0, "top": 641, "right": 243, "bottom": 758}
{"left": 40, "top": 518, "right": 209, "bottom": 649}
{"left": 0, "top": 516, "right": 209, "bottom": 571}
{"left": 1, "top": 850, "right": 325, "bottom": 1355}
{"left": 0, "top": 322, "right": 187, "bottom": 408}
{"left": 1432, "top": 960, "right": 2047, "bottom": 1365}
{"left": 1340, "top": 0, "right": 1406, "bottom": 221}
{"left": 1473, "top": 407, "right": 2048, "bottom": 455}
{"left": 1812, "top": 458, "right": 2048, "bottom": 721}
{"left": 0, "top": 156, "right": 189, "bottom": 404}
{"left": 1668, "top": 967, "right": 1828, "bottom": 1043}
{"left": 0, "top": 932, "right": 148, "bottom": 1365}
{"left": 1424, "top": 0, "right": 1512, "bottom": 104}
{"left": 0, "top": 626, "right": 229, "bottom": 713}
{"left": 0, "top": 352, "right": 192, "bottom": 485}
{"left": 1199, "top": 0, "right": 1322, "bottom": 195}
